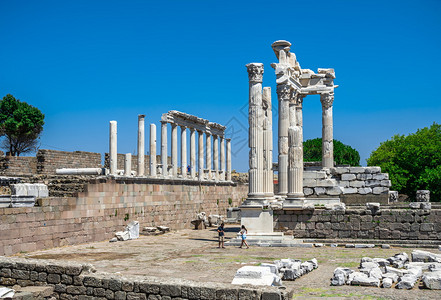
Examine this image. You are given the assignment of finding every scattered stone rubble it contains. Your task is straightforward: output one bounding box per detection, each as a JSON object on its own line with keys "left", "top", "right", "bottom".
{"left": 331, "top": 250, "right": 441, "bottom": 290}
{"left": 232, "top": 258, "right": 318, "bottom": 286}
{"left": 140, "top": 225, "right": 170, "bottom": 236}
{"left": 410, "top": 190, "right": 431, "bottom": 210}
{"left": 110, "top": 221, "right": 139, "bottom": 242}
{"left": 191, "top": 212, "right": 224, "bottom": 229}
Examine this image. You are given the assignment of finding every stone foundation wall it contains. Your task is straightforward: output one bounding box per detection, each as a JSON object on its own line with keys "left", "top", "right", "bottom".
{"left": 0, "top": 179, "right": 247, "bottom": 256}
{"left": 37, "top": 150, "right": 102, "bottom": 175}
{"left": 103, "top": 153, "right": 164, "bottom": 175}
{"left": 0, "top": 257, "right": 289, "bottom": 300}
{"left": 274, "top": 208, "right": 441, "bottom": 240}
{"left": 0, "top": 156, "right": 37, "bottom": 176}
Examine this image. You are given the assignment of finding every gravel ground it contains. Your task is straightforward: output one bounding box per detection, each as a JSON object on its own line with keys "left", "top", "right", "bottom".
{"left": 15, "top": 225, "right": 441, "bottom": 300}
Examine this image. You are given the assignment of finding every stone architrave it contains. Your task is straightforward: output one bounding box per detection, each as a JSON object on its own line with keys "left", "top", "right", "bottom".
{"left": 160, "top": 121, "right": 168, "bottom": 176}
{"left": 137, "top": 114, "right": 145, "bottom": 176}
{"left": 190, "top": 128, "right": 196, "bottom": 179}
{"left": 198, "top": 131, "right": 204, "bottom": 180}
{"left": 150, "top": 124, "right": 157, "bottom": 176}
{"left": 220, "top": 136, "right": 225, "bottom": 181}
{"left": 320, "top": 92, "right": 334, "bottom": 168}
{"left": 171, "top": 124, "right": 178, "bottom": 177}
{"left": 262, "top": 86, "right": 274, "bottom": 198}
{"left": 206, "top": 133, "right": 212, "bottom": 180}
{"left": 213, "top": 135, "right": 219, "bottom": 181}
{"left": 226, "top": 138, "right": 232, "bottom": 181}
{"left": 180, "top": 126, "right": 187, "bottom": 178}
{"left": 124, "top": 153, "right": 131, "bottom": 176}
{"left": 109, "top": 121, "right": 117, "bottom": 175}
{"left": 276, "top": 84, "right": 291, "bottom": 196}
{"left": 246, "top": 63, "right": 265, "bottom": 200}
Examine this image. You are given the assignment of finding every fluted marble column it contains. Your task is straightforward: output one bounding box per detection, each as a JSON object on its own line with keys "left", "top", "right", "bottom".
{"left": 213, "top": 135, "right": 219, "bottom": 181}
{"left": 246, "top": 63, "right": 264, "bottom": 199}
{"left": 320, "top": 92, "right": 334, "bottom": 168}
{"left": 109, "top": 121, "right": 117, "bottom": 175}
{"left": 198, "top": 131, "right": 204, "bottom": 180}
{"left": 206, "top": 133, "right": 212, "bottom": 180}
{"left": 150, "top": 124, "right": 157, "bottom": 176}
{"left": 262, "top": 87, "right": 274, "bottom": 198}
{"left": 161, "top": 121, "right": 168, "bottom": 176}
{"left": 226, "top": 138, "right": 231, "bottom": 181}
{"left": 220, "top": 136, "right": 225, "bottom": 181}
{"left": 287, "top": 95, "right": 304, "bottom": 199}
{"left": 124, "top": 153, "right": 131, "bottom": 176}
{"left": 181, "top": 126, "right": 187, "bottom": 178}
{"left": 190, "top": 128, "right": 196, "bottom": 179}
{"left": 277, "top": 84, "right": 291, "bottom": 197}
{"left": 171, "top": 124, "right": 178, "bottom": 177}
{"left": 137, "top": 114, "right": 145, "bottom": 176}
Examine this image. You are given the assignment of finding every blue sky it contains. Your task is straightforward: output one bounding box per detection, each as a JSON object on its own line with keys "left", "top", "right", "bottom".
{"left": 1, "top": 0, "right": 440, "bottom": 172}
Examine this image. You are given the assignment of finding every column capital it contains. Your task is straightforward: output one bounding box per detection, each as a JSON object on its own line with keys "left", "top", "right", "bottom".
{"left": 320, "top": 92, "right": 334, "bottom": 109}
{"left": 160, "top": 120, "right": 168, "bottom": 125}
{"left": 226, "top": 138, "right": 231, "bottom": 142}
{"left": 276, "top": 84, "right": 292, "bottom": 101}
{"left": 246, "top": 63, "right": 264, "bottom": 83}
{"left": 180, "top": 125, "right": 187, "bottom": 130}
{"left": 138, "top": 114, "right": 145, "bottom": 119}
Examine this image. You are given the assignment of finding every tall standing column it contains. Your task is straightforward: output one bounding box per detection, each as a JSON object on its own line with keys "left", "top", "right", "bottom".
{"left": 287, "top": 95, "right": 304, "bottom": 199}
{"left": 124, "top": 153, "right": 131, "bottom": 176}
{"left": 109, "top": 121, "right": 117, "bottom": 175}
{"left": 320, "top": 92, "right": 334, "bottom": 169}
{"left": 213, "top": 135, "right": 219, "bottom": 181}
{"left": 277, "top": 84, "right": 291, "bottom": 197}
{"left": 171, "top": 124, "right": 178, "bottom": 177}
{"left": 150, "top": 124, "right": 157, "bottom": 176}
{"left": 206, "top": 133, "right": 212, "bottom": 180}
{"left": 198, "top": 131, "right": 204, "bottom": 180}
{"left": 137, "top": 114, "right": 145, "bottom": 176}
{"left": 220, "top": 136, "right": 225, "bottom": 181}
{"left": 262, "top": 87, "right": 274, "bottom": 198}
{"left": 180, "top": 126, "right": 187, "bottom": 178}
{"left": 246, "top": 63, "right": 264, "bottom": 199}
{"left": 161, "top": 121, "right": 168, "bottom": 176}
{"left": 226, "top": 138, "right": 232, "bottom": 181}
{"left": 190, "top": 128, "right": 196, "bottom": 179}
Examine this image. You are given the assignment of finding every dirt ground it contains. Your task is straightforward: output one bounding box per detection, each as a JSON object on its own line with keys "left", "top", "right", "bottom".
{"left": 14, "top": 225, "right": 441, "bottom": 300}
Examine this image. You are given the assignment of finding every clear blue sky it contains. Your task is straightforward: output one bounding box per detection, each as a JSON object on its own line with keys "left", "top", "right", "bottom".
{"left": 1, "top": 0, "right": 440, "bottom": 172}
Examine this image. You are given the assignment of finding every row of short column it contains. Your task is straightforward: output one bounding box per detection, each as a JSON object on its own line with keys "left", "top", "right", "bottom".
{"left": 108, "top": 116, "right": 232, "bottom": 181}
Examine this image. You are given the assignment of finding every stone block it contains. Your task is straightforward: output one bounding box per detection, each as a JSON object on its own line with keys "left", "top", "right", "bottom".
{"left": 341, "top": 174, "right": 356, "bottom": 181}
{"left": 338, "top": 180, "right": 349, "bottom": 187}
{"left": 349, "top": 181, "right": 364, "bottom": 188}
{"left": 416, "top": 190, "right": 430, "bottom": 202}
{"left": 231, "top": 266, "right": 281, "bottom": 286}
{"left": 342, "top": 187, "right": 357, "bottom": 194}
{"left": 364, "top": 166, "right": 381, "bottom": 173}
{"left": 373, "top": 187, "right": 388, "bottom": 194}
{"left": 332, "top": 167, "right": 349, "bottom": 174}
{"left": 358, "top": 187, "right": 372, "bottom": 195}
{"left": 303, "top": 188, "right": 314, "bottom": 196}
{"left": 388, "top": 191, "right": 398, "bottom": 203}
{"left": 315, "top": 179, "right": 338, "bottom": 187}
{"left": 0, "top": 196, "right": 11, "bottom": 208}
{"left": 314, "top": 187, "right": 326, "bottom": 195}
{"left": 372, "top": 174, "right": 387, "bottom": 180}
{"left": 365, "top": 180, "right": 381, "bottom": 187}
{"left": 303, "top": 179, "right": 317, "bottom": 187}
{"left": 381, "top": 244, "right": 391, "bottom": 249}
{"left": 396, "top": 274, "right": 418, "bottom": 289}
{"left": 326, "top": 186, "right": 343, "bottom": 196}
{"left": 382, "top": 277, "right": 393, "bottom": 288}
{"left": 331, "top": 267, "right": 353, "bottom": 286}
{"left": 421, "top": 202, "right": 432, "bottom": 210}
{"left": 348, "top": 272, "right": 380, "bottom": 287}
{"left": 422, "top": 271, "right": 441, "bottom": 290}
{"left": 348, "top": 167, "right": 365, "bottom": 174}
{"left": 357, "top": 174, "right": 372, "bottom": 180}
{"left": 381, "top": 180, "right": 391, "bottom": 187}
{"left": 409, "top": 202, "right": 421, "bottom": 209}
{"left": 411, "top": 250, "right": 441, "bottom": 263}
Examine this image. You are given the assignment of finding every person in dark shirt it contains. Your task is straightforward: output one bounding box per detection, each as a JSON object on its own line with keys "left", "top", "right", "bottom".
{"left": 217, "top": 222, "right": 225, "bottom": 248}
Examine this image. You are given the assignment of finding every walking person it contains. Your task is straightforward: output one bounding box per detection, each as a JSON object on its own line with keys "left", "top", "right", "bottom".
{"left": 239, "top": 225, "right": 249, "bottom": 249}
{"left": 217, "top": 222, "right": 225, "bottom": 248}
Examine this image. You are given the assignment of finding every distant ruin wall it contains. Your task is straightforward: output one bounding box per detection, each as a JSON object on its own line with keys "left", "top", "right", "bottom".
{"left": 37, "top": 149, "right": 102, "bottom": 175}
{"left": 274, "top": 208, "right": 441, "bottom": 240}
{"left": 0, "top": 156, "right": 37, "bottom": 176}
{"left": 0, "top": 179, "right": 247, "bottom": 256}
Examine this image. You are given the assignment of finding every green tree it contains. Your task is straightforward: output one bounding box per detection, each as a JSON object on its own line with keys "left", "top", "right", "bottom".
{"left": 0, "top": 94, "right": 45, "bottom": 156}
{"left": 367, "top": 123, "right": 441, "bottom": 202}
{"left": 303, "top": 138, "right": 360, "bottom": 166}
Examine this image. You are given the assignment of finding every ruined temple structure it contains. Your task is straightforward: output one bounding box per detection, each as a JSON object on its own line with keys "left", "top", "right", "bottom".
{"left": 108, "top": 111, "right": 232, "bottom": 182}
{"left": 241, "top": 40, "right": 391, "bottom": 234}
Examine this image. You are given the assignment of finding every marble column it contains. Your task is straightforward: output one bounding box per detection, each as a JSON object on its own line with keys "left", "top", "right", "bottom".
{"left": 213, "top": 135, "right": 219, "bottom": 181}
{"left": 198, "top": 131, "right": 204, "bottom": 180}
{"left": 246, "top": 63, "right": 264, "bottom": 199}
{"left": 109, "top": 121, "right": 117, "bottom": 175}
{"left": 150, "top": 124, "right": 157, "bottom": 177}
{"left": 320, "top": 92, "right": 334, "bottom": 169}
{"left": 180, "top": 126, "right": 187, "bottom": 178}
{"left": 226, "top": 138, "right": 232, "bottom": 181}
{"left": 137, "top": 114, "right": 145, "bottom": 176}
{"left": 190, "top": 128, "right": 196, "bottom": 179}
{"left": 262, "top": 87, "right": 274, "bottom": 198}
{"left": 124, "top": 153, "right": 131, "bottom": 176}
{"left": 205, "top": 133, "right": 212, "bottom": 179}
{"left": 171, "top": 124, "right": 178, "bottom": 177}
{"left": 161, "top": 121, "right": 168, "bottom": 176}
{"left": 277, "top": 84, "right": 291, "bottom": 197}
{"left": 287, "top": 95, "right": 304, "bottom": 199}
{"left": 220, "top": 136, "right": 225, "bottom": 181}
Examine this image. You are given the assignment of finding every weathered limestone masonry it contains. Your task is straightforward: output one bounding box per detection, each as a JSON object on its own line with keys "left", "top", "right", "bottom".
{"left": 0, "top": 257, "right": 290, "bottom": 300}
{"left": 274, "top": 207, "right": 441, "bottom": 241}
{"left": 0, "top": 178, "right": 247, "bottom": 256}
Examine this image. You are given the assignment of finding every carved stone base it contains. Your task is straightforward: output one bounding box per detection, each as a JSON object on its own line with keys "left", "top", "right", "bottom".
{"left": 240, "top": 207, "right": 274, "bottom": 234}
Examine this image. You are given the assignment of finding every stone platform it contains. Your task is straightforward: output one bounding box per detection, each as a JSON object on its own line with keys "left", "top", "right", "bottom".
{"left": 226, "top": 233, "right": 312, "bottom": 247}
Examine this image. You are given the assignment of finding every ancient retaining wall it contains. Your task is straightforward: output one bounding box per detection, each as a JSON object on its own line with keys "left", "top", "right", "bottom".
{"left": 0, "top": 156, "right": 37, "bottom": 176}
{"left": 0, "top": 257, "right": 289, "bottom": 300}
{"left": 0, "top": 179, "right": 247, "bottom": 256}
{"left": 37, "top": 150, "right": 102, "bottom": 175}
{"left": 274, "top": 208, "right": 441, "bottom": 240}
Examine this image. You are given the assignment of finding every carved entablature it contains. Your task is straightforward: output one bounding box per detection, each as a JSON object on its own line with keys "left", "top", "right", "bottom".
{"left": 246, "top": 63, "right": 264, "bottom": 83}
{"left": 271, "top": 40, "right": 302, "bottom": 92}
{"left": 161, "top": 110, "right": 226, "bottom": 136}
{"left": 320, "top": 92, "right": 334, "bottom": 109}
